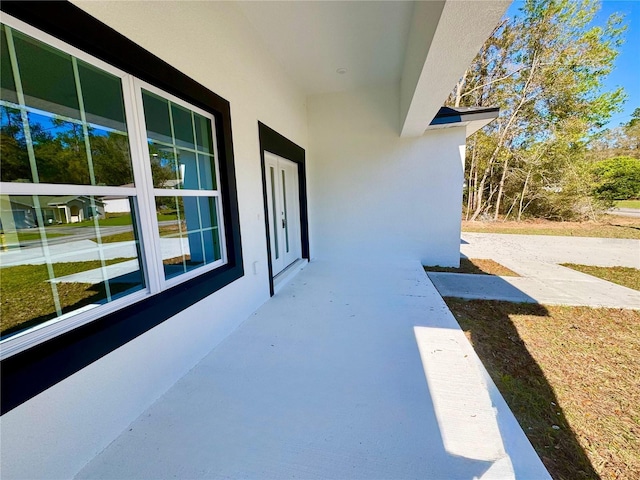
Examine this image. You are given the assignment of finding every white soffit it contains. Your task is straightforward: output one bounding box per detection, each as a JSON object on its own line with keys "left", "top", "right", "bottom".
{"left": 425, "top": 106, "right": 500, "bottom": 138}
{"left": 235, "top": 1, "right": 415, "bottom": 95}
{"left": 400, "top": 0, "right": 511, "bottom": 137}
{"left": 238, "top": 0, "right": 509, "bottom": 137}
{"left": 425, "top": 118, "right": 497, "bottom": 138}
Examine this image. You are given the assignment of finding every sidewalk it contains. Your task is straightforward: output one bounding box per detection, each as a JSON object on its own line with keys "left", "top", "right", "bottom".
{"left": 75, "top": 260, "right": 549, "bottom": 479}
{"left": 428, "top": 233, "right": 640, "bottom": 309}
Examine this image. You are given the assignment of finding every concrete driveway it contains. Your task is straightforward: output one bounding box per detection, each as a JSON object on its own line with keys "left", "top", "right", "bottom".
{"left": 428, "top": 233, "right": 640, "bottom": 309}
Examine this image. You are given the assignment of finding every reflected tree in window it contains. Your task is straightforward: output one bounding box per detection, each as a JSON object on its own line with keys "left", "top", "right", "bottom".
{"left": 1, "top": 106, "right": 31, "bottom": 182}
{"left": 32, "top": 116, "right": 91, "bottom": 185}
{"left": 91, "top": 132, "right": 134, "bottom": 187}
{"left": 148, "top": 142, "right": 178, "bottom": 188}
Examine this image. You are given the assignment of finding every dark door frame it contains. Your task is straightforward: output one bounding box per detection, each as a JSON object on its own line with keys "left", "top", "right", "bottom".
{"left": 258, "top": 122, "right": 309, "bottom": 296}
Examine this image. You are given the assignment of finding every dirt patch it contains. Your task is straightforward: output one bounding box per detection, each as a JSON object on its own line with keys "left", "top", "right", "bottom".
{"left": 424, "top": 258, "right": 519, "bottom": 276}
{"left": 462, "top": 216, "right": 640, "bottom": 240}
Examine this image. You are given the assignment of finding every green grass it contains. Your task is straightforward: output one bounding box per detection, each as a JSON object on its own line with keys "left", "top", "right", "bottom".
{"left": 615, "top": 199, "right": 640, "bottom": 209}
{"left": 56, "top": 213, "right": 134, "bottom": 227}
{"left": 93, "top": 214, "right": 134, "bottom": 227}
{"left": 97, "top": 224, "right": 178, "bottom": 244}
{"left": 98, "top": 231, "right": 136, "bottom": 243}
{"left": 18, "top": 231, "right": 67, "bottom": 241}
{"left": 561, "top": 264, "right": 640, "bottom": 291}
{"left": 0, "top": 229, "right": 65, "bottom": 245}
{"left": 157, "top": 212, "right": 179, "bottom": 221}
{"left": 446, "top": 299, "right": 640, "bottom": 480}
{"left": 1, "top": 257, "right": 137, "bottom": 337}
{"left": 58, "top": 212, "right": 178, "bottom": 230}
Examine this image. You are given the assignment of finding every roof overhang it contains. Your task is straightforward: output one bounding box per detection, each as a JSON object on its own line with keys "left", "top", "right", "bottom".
{"left": 73, "top": 1, "right": 509, "bottom": 138}
{"left": 426, "top": 106, "right": 500, "bottom": 138}
{"left": 400, "top": 1, "right": 509, "bottom": 137}
{"left": 236, "top": 1, "right": 510, "bottom": 138}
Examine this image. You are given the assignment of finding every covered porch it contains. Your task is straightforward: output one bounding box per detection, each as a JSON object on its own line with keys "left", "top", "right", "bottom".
{"left": 75, "top": 260, "right": 549, "bottom": 479}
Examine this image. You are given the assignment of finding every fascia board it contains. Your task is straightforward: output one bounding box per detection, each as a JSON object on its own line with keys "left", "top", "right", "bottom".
{"left": 400, "top": 0, "right": 510, "bottom": 138}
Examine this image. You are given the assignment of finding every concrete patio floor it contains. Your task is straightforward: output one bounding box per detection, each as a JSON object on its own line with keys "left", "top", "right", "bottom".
{"left": 75, "top": 260, "right": 549, "bottom": 479}
{"left": 428, "top": 233, "right": 640, "bottom": 309}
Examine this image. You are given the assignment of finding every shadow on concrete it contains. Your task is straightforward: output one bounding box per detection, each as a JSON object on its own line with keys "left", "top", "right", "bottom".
{"left": 427, "top": 272, "right": 538, "bottom": 303}
{"left": 445, "top": 298, "right": 600, "bottom": 480}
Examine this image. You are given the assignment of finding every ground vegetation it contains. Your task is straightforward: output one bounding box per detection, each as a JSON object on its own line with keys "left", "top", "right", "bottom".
{"left": 462, "top": 215, "right": 640, "bottom": 239}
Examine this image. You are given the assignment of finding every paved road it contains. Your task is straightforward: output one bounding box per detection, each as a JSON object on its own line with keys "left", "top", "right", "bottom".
{"left": 607, "top": 207, "right": 640, "bottom": 218}
{"left": 9, "top": 220, "right": 180, "bottom": 248}
{"left": 0, "top": 237, "right": 189, "bottom": 267}
{"left": 428, "top": 232, "right": 640, "bottom": 309}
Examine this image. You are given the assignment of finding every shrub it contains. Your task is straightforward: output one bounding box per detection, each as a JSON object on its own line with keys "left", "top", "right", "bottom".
{"left": 591, "top": 156, "right": 640, "bottom": 201}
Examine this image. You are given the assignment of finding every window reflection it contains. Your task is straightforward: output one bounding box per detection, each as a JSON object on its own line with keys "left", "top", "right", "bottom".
{"left": 1, "top": 26, "right": 134, "bottom": 187}
{"left": 0, "top": 195, "right": 144, "bottom": 339}
{"left": 12, "top": 28, "right": 81, "bottom": 120}
{"left": 142, "top": 89, "right": 217, "bottom": 191}
{"left": 0, "top": 108, "right": 135, "bottom": 186}
{"left": 90, "top": 130, "right": 134, "bottom": 186}
{"left": 156, "top": 196, "right": 221, "bottom": 279}
{"left": 0, "top": 105, "right": 30, "bottom": 182}
{"left": 0, "top": 20, "right": 229, "bottom": 344}
{"left": 149, "top": 141, "right": 179, "bottom": 188}
{"left": 29, "top": 111, "right": 91, "bottom": 184}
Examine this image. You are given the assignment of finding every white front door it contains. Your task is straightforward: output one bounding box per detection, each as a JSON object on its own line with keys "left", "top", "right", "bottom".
{"left": 265, "top": 152, "right": 301, "bottom": 276}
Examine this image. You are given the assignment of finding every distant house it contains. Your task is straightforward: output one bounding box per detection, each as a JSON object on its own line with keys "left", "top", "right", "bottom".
{"left": 1, "top": 195, "right": 105, "bottom": 228}
{"left": 101, "top": 185, "right": 135, "bottom": 214}
{"left": 101, "top": 195, "right": 131, "bottom": 214}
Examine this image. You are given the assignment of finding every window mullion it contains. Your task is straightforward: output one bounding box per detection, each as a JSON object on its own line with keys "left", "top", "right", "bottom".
{"left": 210, "top": 116, "right": 228, "bottom": 264}
{"left": 166, "top": 102, "right": 188, "bottom": 274}
{"left": 190, "top": 112, "right": 207, "bottom": 263}
{"left": 125, "top": 77, "right": 163, "bottom": 294}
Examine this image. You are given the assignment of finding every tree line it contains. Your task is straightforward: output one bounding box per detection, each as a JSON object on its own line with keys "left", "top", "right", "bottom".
{"left": 448, "top": 0, "right": 639, "bottom": 221}
{"left": 1, "top": 105, "right": 178, "bottom": 189}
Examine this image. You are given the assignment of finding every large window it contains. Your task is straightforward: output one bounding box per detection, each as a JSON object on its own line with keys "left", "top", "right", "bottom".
{"left": 0, "top": 17, "right": 227, "bottom": 351}
{"left": 139, "top": 87, "right": 224, "bottom": 280}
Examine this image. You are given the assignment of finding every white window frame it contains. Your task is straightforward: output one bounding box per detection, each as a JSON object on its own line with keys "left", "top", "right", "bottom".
{"left": 132, "top": 79, "right": 227, "bottom": 290}
{"left": 0, "top": 14, "right": 228, "bottom": 359}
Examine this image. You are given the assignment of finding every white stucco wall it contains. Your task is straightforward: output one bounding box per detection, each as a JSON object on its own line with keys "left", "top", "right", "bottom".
{"left": 1, "top": 4, "right": 470, "bottom": 479}
{"left": 0, "top": 2, "right": 309, "bottom": 479}
{"left": 307, "top": 84, "right": 466, "bottom": 267}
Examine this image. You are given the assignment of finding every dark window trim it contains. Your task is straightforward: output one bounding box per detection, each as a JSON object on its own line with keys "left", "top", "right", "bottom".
{"left": 258, "top": 122, "right": 309, "bottom": 296}
{"left": 0, "top": 1, "right": 244, "bottom": 415}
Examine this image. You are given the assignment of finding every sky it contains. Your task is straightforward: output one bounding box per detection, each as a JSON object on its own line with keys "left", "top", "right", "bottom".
{"left": 506, "top": 0, "right": 640, "bottom": 130}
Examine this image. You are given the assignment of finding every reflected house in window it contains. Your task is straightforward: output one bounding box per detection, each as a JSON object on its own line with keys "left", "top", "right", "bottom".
{"left": 2, "top": 195, "right": 105, "bottom": 227}
{"left": 102, "top": 184, "right": 134, "bottom": 213}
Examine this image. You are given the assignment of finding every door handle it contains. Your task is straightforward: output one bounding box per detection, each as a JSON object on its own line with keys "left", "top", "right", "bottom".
{"left": 282, "top": 218, "right": 286, "bottom": 228}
